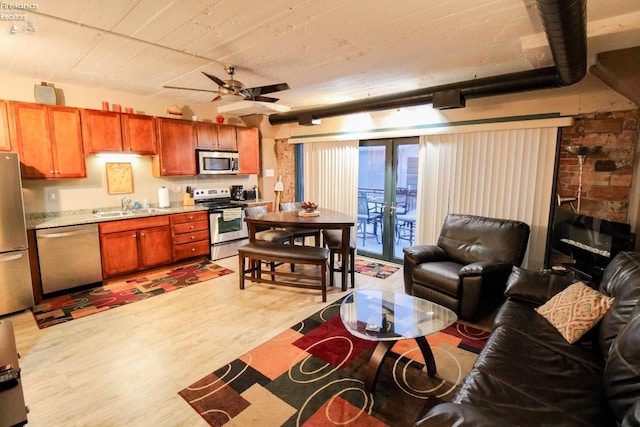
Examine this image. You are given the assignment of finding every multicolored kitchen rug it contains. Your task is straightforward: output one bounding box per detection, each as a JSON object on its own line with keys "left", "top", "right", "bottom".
{"left": 179, "top": 299, "right": 489, "bottom": 426}
{"left": 32, "top": 260, "right": 233, "bottom": 329}
{"left": 354, "top": 258, "right": 400, "bottom": 279}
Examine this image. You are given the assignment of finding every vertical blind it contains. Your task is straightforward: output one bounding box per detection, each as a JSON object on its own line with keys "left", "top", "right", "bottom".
{"left": 416, "top": 127, "right": 559, "bottom": 268}
{"left": 303, "top": 140, "right": 359, "bottom": 219}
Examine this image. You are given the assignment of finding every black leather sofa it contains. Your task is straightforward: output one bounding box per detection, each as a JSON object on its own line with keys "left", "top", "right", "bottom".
{"left": 415, "top": 251, "right": 640, "bottom": 426}
{"left": 403, "top": 213, "right": 530, "bottom": 321}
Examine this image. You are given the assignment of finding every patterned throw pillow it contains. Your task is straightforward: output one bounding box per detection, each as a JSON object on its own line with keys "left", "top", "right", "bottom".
{"left": 535, "top": 281, "right": 614, "bottom": 344}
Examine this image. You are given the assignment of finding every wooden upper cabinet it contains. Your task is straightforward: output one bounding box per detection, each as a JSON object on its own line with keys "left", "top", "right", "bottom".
{"left": 217, "top": 124, "right": 237, "bottom": 151}
{"left": 10, "top": 102, "right": 85, "bottom": 179}
{"left": 195, "top": 122, "right": 217, "bottom": 149}
{"left": 195, "top": 122, "right": 237, "bottom": 151}
{"left": 236, "top": 126, "right": 260, "bottom": 175}
{"left": 153, "top": 118, "right": 196, "bottom": 176}
{"left": 81, "top": 109, "right": 122, "bottom": 152}
{"left": 0, "top": 101, "right": 12, "bottom": 151}
{"left": 49, "top": 107, "right": 86, "bottom": 178}
{"left": 81, "top": 109, "right": 157, "bottom": 155}
{"left": 122, "top": 113, "right": 157, "bottom": 154}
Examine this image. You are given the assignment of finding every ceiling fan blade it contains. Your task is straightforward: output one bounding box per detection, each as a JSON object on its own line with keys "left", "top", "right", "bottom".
{"left": 246, "top": 95, "right": 280, "bottom": 103}
{"left": 201, "top": 71, "right": 228, "bottom": 88}
{"left": 246, "top": 82, "right": 290, "bottom": 96}
{"left": 163, "top": 85, "right": 219, "bottom": 93}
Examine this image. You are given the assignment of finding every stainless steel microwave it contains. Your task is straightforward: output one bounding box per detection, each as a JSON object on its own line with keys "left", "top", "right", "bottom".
{"left": 196, "top": 150, "right": 239, "bottom": 175}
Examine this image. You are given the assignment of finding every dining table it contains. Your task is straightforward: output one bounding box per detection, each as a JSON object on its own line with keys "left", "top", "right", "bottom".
{"left": 244, "top": 208, "right": 355, "bottom": 291}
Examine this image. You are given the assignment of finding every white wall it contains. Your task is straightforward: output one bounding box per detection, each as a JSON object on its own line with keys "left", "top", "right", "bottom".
{"left": 22, "top": 156, "right": 258, "bottom": 213}
{"left": 0, "top": 72, "right": 226, "bottom": 121}
{"left": 0, "top": 72, "right": 258, "bottom": 214}
{"left": 287, "top": 74, "right": 636, "bottom": 142}
{"left": 6, "top": 71, "right": 637, "bottom": 215}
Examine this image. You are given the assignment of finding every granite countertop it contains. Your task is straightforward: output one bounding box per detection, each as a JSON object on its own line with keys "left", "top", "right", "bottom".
{"left": 26, "top": 205, "right": 210, "bottom": 230}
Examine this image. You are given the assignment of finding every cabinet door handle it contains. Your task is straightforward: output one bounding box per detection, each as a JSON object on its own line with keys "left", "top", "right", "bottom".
{"left": 191, "top": 248, "right": 196, "bottom": 252}
{"left": 190, "top": 225, "right": 194, "bottom": 229}
{"left": 140, "top": 232, "right": 145, "bottom": 237}
{"left": 133, "top": 233, "right": 137, "bottom": 238}
{"left": 188, "top": 216, "right": 194, "bottom": 220}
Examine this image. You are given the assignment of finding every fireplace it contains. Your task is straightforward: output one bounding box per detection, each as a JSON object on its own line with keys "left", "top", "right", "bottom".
{"left": 549, "top": 210, "right": 635, "bottom": 283}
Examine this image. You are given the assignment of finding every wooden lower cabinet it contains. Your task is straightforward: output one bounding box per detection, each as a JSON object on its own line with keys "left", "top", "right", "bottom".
{"left": 171, "top": 211, "right": 209, "bottom": 261}
{"left": 99, "top": 216, "right": 172, "bottom": 278}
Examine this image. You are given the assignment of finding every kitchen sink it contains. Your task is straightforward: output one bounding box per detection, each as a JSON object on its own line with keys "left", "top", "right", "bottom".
{"left": 93, "top": 208, "right": 169, "bottom": 218}
{"left": 132, "top": 208, "right": 170, "bottom": 215}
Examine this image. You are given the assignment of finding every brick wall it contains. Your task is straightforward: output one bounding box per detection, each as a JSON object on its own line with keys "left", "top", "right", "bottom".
{"left": 275, "top": 139, "right": 296, "bottom": 203}
{"left": 557, "top": 109, "right": 639, "bottom": 223}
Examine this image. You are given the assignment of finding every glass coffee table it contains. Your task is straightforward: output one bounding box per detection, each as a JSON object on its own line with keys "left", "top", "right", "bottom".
{"left": 340, "top": 289, "right": 458, "bottom": 393}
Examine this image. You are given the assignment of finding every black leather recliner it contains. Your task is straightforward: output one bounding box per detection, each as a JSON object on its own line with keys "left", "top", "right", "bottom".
{"left": 403, "top": 213, "right": 530, "bottom": 321}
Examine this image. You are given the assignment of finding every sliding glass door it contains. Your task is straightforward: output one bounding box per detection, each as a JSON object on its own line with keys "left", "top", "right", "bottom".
{"left": 357, "top": 137, "right": 419, "bottom": 263}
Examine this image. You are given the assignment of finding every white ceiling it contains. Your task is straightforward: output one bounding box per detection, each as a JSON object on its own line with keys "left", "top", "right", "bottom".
{"left": 2, "top": 0, "right": 640, "bottom": 114}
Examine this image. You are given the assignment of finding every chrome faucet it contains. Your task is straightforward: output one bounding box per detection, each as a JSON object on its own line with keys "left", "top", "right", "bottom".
{"left": 121, "top": 197, "right": 132, "bottom": 211}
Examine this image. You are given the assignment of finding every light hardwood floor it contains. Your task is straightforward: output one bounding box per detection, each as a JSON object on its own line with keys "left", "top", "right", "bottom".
{"left": 5, "top": 255, "right": 408, "bottom": 426}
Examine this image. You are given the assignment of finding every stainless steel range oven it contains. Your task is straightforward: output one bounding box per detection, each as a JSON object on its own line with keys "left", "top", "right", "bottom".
{"left": 193, "top": 187, "right": 248, "bottom": 260}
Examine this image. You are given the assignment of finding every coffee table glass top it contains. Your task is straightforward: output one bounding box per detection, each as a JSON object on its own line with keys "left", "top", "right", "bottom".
{"left": 340, "top": 289, "right": 458, "bottom": 341}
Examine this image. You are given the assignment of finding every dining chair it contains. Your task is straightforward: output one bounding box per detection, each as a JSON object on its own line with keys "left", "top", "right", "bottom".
{"left": 279, "top": 202, "right": 321, "bottom": 246}
{"left": 322, "top": 229, "right": 356, "bottom": 289}
{"left": 245, "top": 205, "right": 294, "bottom": 243}
{"left": 357, "top": 192, "right": 383, "bottom": 245}
{"left": 244, "top": 205, "right": 294, "bottom": 277}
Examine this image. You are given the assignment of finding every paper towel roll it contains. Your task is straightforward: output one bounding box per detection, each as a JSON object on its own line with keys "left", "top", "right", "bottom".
{"left": 158, "top": 187, "right": 170, "bottom": 208}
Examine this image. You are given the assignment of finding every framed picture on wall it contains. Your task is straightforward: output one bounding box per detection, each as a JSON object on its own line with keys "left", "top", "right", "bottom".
{"left": 105, "top": 162, "right": 134, "bottom": 194}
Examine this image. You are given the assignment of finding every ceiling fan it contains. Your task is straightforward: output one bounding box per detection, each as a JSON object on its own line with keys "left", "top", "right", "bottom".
{"left": 163, "top": 65, "right": 290, "bottom": 103}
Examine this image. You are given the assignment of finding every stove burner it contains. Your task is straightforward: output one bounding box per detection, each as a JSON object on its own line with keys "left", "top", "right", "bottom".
{"left": 192, "top": 187, "right": 248, "bottom": 212}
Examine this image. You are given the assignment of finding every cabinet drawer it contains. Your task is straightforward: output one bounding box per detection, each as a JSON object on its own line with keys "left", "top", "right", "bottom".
{"left": 173, "top": 230, "right": 209, "bottom": 245}
{"left": 99, "top": 215, "right": 170, "bottom": 233}
{"left": 173, "top": 240, "right": 210, "bottom": 260}
{"left": 171, "top": 211, "right": 208, "bottom": 224}
{"left": 172, "top": 220, "right": 208, "bottom": 234}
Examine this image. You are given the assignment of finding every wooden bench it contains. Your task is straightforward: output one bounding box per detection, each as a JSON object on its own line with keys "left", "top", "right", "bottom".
{"left": 238, "top": 241, "right": 330, "bottom": 301}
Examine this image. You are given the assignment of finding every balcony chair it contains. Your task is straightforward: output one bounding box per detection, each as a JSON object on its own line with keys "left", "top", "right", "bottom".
{"left": 357, "top": 192, "right": 383, "bottom": 246}
{"left": 279, "top": 202, "right": 321, "bottom": 247}
{"left": 394, "top": 189, "right": 416, "bottom": 246}
{"left": 322, "top": 229, "right": 356, "bottom": 289}
{"left": 403, "top": 213, "right": 530, "bottom": 321}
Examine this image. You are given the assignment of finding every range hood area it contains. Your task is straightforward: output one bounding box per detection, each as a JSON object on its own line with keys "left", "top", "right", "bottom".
{"left": 269, "top": 0, "right": 639, "bottom": 126}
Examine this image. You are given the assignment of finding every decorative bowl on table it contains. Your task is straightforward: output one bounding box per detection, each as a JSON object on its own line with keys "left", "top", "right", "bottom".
{"left": 301, "top": 201, "right": 318, "bottom": 212}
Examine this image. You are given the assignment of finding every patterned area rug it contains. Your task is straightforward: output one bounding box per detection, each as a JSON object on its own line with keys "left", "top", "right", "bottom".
{"left": 32, "top": 260, "right": 233, "bottom": 329}
{"left": 179, "top": 298, "right": 489, "bottom": 426}
{"left": 354, "top": 258, "right": 400, "bottom": 279}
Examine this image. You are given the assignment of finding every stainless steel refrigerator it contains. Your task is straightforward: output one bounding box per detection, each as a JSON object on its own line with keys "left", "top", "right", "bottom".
{"left": 0, "top": 153, "right": 34, "bottom": 315}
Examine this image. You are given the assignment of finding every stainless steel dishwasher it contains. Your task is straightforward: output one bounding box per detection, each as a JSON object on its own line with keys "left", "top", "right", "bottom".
{"left": 36, "top": 223, "right": 103, "bottom": 294}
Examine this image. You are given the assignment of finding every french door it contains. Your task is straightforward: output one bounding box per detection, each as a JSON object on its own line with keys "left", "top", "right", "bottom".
{"left": 357, "top": 137, "right": 419, "bottom": 263}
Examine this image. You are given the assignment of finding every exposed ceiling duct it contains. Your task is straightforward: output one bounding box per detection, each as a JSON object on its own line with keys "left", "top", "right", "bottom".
{"left": 269, "top": 0, "right": 587, "bottom": 126}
